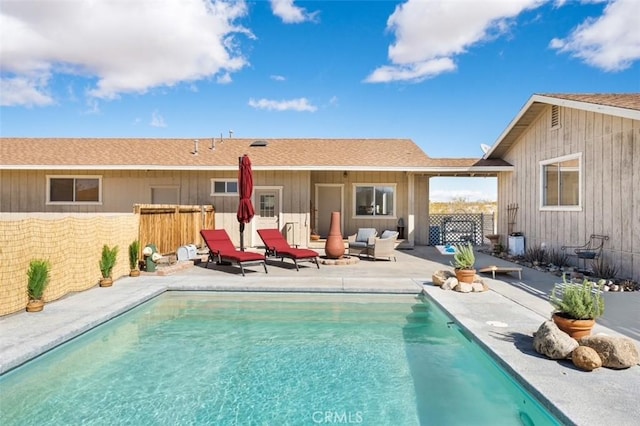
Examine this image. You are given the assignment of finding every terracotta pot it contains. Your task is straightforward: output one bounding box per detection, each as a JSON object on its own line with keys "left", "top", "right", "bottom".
{"left": 26, "top": 299, "right": 44, "bottom": 312}
{"left": 129, "top": 269, "right": 140, "bottom": 277}
{"left": 99, "top": 277, "right": 113, "bottom": 287}
{"left": 552, "top": 313, "right": 595, "bottom": 339}
{"left": 455, "top": 269, "right": 476, "bottom": 284}
{"left": 324, "top": 211, "right": 345, "bottom": 259}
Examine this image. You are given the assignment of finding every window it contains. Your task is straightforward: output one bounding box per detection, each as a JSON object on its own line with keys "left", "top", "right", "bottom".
{"left": 540, "top": 154, "right": 581, "bottom": 210}
{"left": 211, "top": 179, "right": 238, "bottom": 196}
{"left": 354, "top": 184, "right": 395, "bottom": 217}
{"left": 47, "top": 176, "right": 101, "bottom": 204}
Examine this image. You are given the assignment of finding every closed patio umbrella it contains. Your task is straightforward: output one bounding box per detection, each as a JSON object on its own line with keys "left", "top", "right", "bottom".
{"left": 237, "top": 154, "right": 255, "bottom": 251}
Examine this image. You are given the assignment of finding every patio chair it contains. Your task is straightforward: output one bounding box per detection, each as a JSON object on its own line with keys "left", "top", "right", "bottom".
{"left": 561, "top": 234, "right": 608, "bottom": 272}
{"left": 367, "top": 230, "right": 399, "bottom": 261}
{"left": 257, "top": 228, "right": 320, "bottom": 271}
{"left": 347, "top": 228, "right": 377, "bottom": 257}
{"left": 200, "top": 229, "right": 268, "bottom": 276}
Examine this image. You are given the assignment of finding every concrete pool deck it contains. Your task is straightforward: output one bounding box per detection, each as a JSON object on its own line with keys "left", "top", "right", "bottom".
{"left": 1, "top": 246, "right": 638, "bottom": 425}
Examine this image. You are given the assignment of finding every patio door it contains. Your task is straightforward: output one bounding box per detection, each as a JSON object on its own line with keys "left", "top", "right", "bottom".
{"left": 253, "top": 187, "right": 281, "bottom": 246}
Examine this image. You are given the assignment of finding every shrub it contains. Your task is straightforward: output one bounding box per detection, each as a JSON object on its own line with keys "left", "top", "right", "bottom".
{"left": 546, "top": 248, "right": 569, "bottom": 267}
{"left": 591, "top": 257, "right": 618, "bottom": 279}
{"left": 550, "top": 278, "right": 604, "bottom": 320}
{"left": 27, "top": 259, "right": 51, "bottom": 300}
{"left": 128, "top": 240, "right": 140, "bottom": 270}
{"left": 100, "top": 245, "right": 119, "bottom": 278}
{"left": 524, "top": 245, "right": 546, "bottom": 264}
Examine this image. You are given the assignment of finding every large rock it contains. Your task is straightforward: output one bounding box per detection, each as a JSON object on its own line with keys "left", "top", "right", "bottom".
{"left": 455, "top": 282, "right": 473, "bottom": 293}
{"left": 441, "top": 277, "right": 458, "bottom": 290}
{"left": 533, "top": 320, "right": 578, "bottom": 359}
{"left": 578, "top": 335, "right": 640, "bottom": 369}
{"left": 572, "top": 346, "right": 602, "bottom": 371}
{"left": 432, "top": 270, "right": 455, "bottom": 286}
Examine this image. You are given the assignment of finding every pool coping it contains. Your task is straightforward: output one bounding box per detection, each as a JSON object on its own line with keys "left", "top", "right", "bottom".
{"left": 1, "top": 271, "right": 639, "bottom": 425}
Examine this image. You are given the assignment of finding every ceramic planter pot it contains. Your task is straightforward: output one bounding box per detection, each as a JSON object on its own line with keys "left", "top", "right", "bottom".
{"left": 552, "top": 313, "right": 595, "bottom": 339}
{"left": 324, "top": 212, "right": 345, "bottom": 259}
{"left": 99, "top": 277, "right": 113, "bottom": 287}
{"left": 455, "top": 269, "right": 476, "bottom": 284}
{"left": 129, "top": 269, "right": 140, "bottom": 277}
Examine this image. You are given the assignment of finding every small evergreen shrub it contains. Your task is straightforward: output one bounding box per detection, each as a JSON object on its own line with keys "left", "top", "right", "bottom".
{"left": 100, "top": 245, "right": 119, "bottom": 278}
{"left": 27, "top": 259, "right": 51, "bottom": 300}
{"left": 550, "top": 278, "right": 604, "bottom": 320}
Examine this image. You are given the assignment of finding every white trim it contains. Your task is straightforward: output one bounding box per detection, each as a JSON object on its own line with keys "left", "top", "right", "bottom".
{"left": 46, "top": 175, "right": 102, "bottom": 205}
{"left": 539, "top": 153, "right": 582, "bottom": 211}
{"left": 351, "top": 183, "right": 397, "bottom": 219}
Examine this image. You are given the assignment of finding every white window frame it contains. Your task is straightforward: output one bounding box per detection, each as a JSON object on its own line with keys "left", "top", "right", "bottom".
{"left": 539, "top": 153, "right": 582, "bottom": 211}
{"left": 352, "top": 183, "right": 397, "bottom": 219}
{"left": 46, "top": 175, "right": 102, "bottom": 205}
{"left": 210, "top": 179, "right": 238, "bottom": 196}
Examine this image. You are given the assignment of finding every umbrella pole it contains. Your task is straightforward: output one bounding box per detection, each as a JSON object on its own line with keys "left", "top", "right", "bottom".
{"left": 240, "top": 223, "right": 245, "bottom": 251}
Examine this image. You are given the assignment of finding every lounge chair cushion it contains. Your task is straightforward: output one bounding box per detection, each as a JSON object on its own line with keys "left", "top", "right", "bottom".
{"left": 380, "top": 230, "right": 398, "bottom": 239}
{"left": 355, "top": 228, "right": 377, "bottom": 242}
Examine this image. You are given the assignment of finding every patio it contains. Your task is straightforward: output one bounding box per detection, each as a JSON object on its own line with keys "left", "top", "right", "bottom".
{"left": 1, "top": 246, "right": 638, "bottom": 425}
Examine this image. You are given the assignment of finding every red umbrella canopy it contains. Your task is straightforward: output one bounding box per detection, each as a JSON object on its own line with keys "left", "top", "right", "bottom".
{"left": 237, "top": 154, "right": 255, "bottom": 224}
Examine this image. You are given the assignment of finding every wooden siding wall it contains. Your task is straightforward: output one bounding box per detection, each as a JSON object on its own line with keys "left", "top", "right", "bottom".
{"left": 213, "top": 170, "right": 312, "bottom": 247}
{"left": 497, "top": 105, "right": 639, "bottom": 281}
{"left": 310, "top": 170, "right": 409, "bottom": 239}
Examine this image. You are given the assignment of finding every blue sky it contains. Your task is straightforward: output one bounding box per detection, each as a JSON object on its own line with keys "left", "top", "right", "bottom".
{"left": 1, "top": 0, "right": 639, "bottom": 201}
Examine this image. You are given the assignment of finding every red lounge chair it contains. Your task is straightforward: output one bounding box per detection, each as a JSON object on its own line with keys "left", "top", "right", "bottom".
{"left": 200, "top": 229, "right": 267, "bottom": 276}
{"left": 257, "top": 228, "right": 320, "bottom": 271}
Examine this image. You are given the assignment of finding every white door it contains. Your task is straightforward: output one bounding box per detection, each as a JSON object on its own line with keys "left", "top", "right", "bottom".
{"left": 253, "top": 188, "right": 280, "bottom": 245}
{"left": 316, "top": 185, "right": 343, "bottom": 237}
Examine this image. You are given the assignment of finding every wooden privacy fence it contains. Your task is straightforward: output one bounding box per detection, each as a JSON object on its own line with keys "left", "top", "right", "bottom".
{"left": 135, "top": 204, "right": 215, "bottom": 255}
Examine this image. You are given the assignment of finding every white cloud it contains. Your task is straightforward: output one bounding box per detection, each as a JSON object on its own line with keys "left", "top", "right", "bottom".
{"left": 150, "top": 110, "right": 167, "bottom": 128}
{"left": 248, "top": 97, "right": 317, "bottom": 112}
{"left": 270, "top": 0, "right": 319, "bottom": 24}
{"left": 366, "top": 0, "right": 545, "bottom": 83}
{"left": 270, "top": 75, "right": 286, "bottom": 81}
{"left": 0, "top": 0, "right": 252, "bottom": 106}
{"left": 0, "top": 75, "right": 53, "bottom": 107}
{"left": 550, "top": 0, "right": 640, "bottom": 71}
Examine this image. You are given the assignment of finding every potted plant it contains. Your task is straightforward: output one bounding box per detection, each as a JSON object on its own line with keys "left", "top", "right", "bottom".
{"left": 550, "top": 277, "right": 604, "bottom": 339}
{"left": 128, "top": 240, "right": 140, "bottom": 277}
{"left": 26, "top": 259, "right": 51, "bottom": 312}
{"left": 452, "top": 242, "right": 476, "bottom": 284}
{"left": 99, "top": 244, "right": 119, "bottom": 287}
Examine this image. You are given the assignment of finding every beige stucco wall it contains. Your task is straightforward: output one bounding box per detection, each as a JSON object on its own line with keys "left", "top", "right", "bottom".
{"left": 496, "top": 105, "right": 639, "bottom": 281}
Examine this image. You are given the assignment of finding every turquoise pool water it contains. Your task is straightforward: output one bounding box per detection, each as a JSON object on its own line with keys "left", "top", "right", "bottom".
{"left": 0, "top": 292, "right": 560, "bottom": 425}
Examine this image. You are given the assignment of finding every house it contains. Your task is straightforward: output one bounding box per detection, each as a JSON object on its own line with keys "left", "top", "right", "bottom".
{"left": 0, "top": 137, "right": 509, "bottom": 248}
{"left": 485, "top": 94, "right": 640, "bottom": 281}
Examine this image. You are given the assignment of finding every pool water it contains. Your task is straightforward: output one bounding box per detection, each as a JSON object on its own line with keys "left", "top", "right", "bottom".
{"left": 0, "top": 292, "right": 560, "bottom": 425}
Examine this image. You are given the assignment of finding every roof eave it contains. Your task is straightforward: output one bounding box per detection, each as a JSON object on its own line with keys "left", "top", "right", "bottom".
{"left": 485, "top": 94, "right": 640, "bottom": 159}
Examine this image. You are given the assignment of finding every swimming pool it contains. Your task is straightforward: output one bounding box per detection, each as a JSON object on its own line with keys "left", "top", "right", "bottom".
{"left": 0, "top": 292, "right": 560, "bottom": 425}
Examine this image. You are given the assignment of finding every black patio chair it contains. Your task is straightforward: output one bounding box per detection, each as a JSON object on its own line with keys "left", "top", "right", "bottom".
{"left": 561, "top": 234, "right": 608, "bottom": 272}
